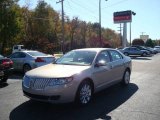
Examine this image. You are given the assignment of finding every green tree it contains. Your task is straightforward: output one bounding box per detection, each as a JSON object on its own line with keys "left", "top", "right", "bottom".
{"left": 0, "top": 0, "right": 21, "bottom": 54}
{"left": 145, "top": 39, "right": 154, "bottom": 47}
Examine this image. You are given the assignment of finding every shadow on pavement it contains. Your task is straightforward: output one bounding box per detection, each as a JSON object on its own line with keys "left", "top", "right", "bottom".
{"left": 9, "top": 71, "right": 24, "bottom": 80}
{"left": 0, "top": 82, "right": 8, "bottom": 88}
{"left": 131, "top": 57, "right": 151, "bottom": 60}
{"left": 9, "top": 83, "right": 138, "bottom": 120}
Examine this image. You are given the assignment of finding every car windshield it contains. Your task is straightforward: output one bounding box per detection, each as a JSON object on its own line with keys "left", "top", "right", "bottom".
{"left": 56, "top": 50, "right": 97, "bottom": 66}
{"left": 27, "top": 51, "right": 47, "bottom": 56}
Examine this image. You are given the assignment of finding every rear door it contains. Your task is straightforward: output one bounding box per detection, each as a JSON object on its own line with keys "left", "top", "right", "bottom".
{"left": 10, "top": 52, "right": 26, "bottom": 70}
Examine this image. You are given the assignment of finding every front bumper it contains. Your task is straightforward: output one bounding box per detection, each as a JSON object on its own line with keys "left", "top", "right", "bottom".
{"left": 22, "top": 81, "right": 79, "bottom": 103}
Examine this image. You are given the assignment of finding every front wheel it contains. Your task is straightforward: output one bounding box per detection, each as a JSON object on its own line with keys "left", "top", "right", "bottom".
{"left": 75, "top": 81, "right": 93, "bottom": 105}
{"left": 121, "top": 70, "right": 130, "bottom": 86}
{"left": 23, "top": 64, "right": 31, "bottom": 73}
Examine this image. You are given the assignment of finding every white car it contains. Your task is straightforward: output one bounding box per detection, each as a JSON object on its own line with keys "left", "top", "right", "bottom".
{"left": 154, "top": 46, "right": 160, "bottom": 53}
{"left": 9, "top": 50, "right": 55, "bottom": 73}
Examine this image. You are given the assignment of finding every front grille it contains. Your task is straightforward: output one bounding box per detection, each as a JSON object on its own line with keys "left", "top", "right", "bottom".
{"left": 32, "top": 78, "right": 52, "bottom": 90}
{"left": 23, "top": 91, "right": 60, "bottom": 100}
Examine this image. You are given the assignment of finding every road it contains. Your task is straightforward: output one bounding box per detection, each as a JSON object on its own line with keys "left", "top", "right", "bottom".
{"left": 0, "top": 54, "right": 160, "bottom": 120}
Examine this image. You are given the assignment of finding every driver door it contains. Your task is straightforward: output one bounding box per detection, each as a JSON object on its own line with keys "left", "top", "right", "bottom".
{"left": 93, "top": 50, "right": 113, "bottom": 90}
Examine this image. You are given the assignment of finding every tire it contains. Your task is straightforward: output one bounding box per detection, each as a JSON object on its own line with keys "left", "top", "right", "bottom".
{"left": 121, "top": 70, "right": 130, "bottom": 86}
{"left": 0, "top": 76, "right": 8, "bottom": 83}
{"left": 75, "top": 81, "right": 93, "bottom": 105}
{"left": 142, "top": 52, "right": 147, "bottom": 57}
{"left": 23, "top": 64, "right": 31, "bottom": 73}
{"left": 124, "top": 52, "right": 129, "bottom": 56}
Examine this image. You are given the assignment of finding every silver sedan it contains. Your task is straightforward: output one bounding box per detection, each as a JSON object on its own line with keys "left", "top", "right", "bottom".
{"left": 22, "top": 48, "right": 132, "bottom": 105}
{"left": 9, "top": 50, "right": 55, "bottom": 73}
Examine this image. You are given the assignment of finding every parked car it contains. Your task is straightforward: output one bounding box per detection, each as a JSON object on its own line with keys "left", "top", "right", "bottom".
{"left": 122, "top": 47, "right": 150, "bottom": 56}
{"left": 8, "top": 50, "right": 55, "bottom": 73}
{"left": 53, "top": 53, "right": 63, "bottom": 60}
{"left": 154, "top": 46, "right": 160, "bottom": 53}
{"left": 147, "top": 47, "right": 158, "bottom": 54}
{"left": 132, "top": 45, "right": 152, "bottom": 54}
{"left": 12, "top": 45, "right": 25, "bottom": 53}
{"left": 0, "top": 54, "right": 13, "bottom": 83}
{"left": 22, "top": 48, "right": 132, "bottom": 105}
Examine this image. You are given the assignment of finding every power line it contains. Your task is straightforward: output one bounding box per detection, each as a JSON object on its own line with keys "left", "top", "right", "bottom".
{"left": 66, "top": 0, "right": 73, "bottom": 11}
{"left": 102, "top": 0, "right": 130, "bottom": 9}
{"left": 69, "top": 0, "right": 98, "bottom": 20}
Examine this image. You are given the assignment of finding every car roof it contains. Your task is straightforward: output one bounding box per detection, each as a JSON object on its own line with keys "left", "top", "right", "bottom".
{"left": 72, "top": 48, "right": 116, "bottom": 52}
{"left": 16, "top": 50, "right": 39, "bottom": 53}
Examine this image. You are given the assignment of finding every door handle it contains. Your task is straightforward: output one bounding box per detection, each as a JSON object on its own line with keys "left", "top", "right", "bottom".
{"left": 110, "top": 65, "right": 113, "bottom": 69}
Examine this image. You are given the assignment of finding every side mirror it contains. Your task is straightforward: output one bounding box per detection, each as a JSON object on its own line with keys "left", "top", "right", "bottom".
{"left": 95, "top": 60, "right": 106, "bottom": 67}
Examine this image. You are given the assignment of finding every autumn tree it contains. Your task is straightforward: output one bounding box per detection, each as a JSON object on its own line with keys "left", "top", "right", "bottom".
{"left": 132, "top": 39, "right": 145, "bottom": 46}
{"left": 0, "top": 0, "right": 124, "bottom": 55}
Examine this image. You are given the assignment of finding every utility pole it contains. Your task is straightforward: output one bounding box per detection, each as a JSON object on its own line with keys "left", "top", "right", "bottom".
{"left": 99, "top": 0, "right": 102, "bottom": 47}
{"left": 130, "top": 11, "right": 136, "bottom": 46}
{"left": 99, "top": 0, "right": 108, "bottom": 47}
{"left": 123, "top": 23, "right": 127, "bottom": 48}
{"left": 117, "top": 23, "right": 123, "bottom": 47}
{"left": 56, "top": 0, "right": 65, "bottom": 53}
{"left": 130, "top": 22, "right": 131, "bottom": 46}
{"left": 141, "top": 32, "right": 145, "bottom": 35}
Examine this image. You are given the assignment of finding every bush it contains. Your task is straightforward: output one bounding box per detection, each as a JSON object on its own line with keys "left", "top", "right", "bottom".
{"left": 132, "top": 39, "right": 145, "bottom": 46}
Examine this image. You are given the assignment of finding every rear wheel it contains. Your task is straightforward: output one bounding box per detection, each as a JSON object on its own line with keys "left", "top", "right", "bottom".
{"left": 23, "top": 64, "right": 31, "bottom": 73}
{"left": 142, "top": 52, "right": 147, "bottom": 57}
{"left": 75, "top": 81, "right": 93, "bottom": 105}
{"left": 121, "top": 70, "right": 130, "bottom": 86}
{"left": 0, "top": 75, "right": 8, "bottom": 83}
{"left": 124, "top": 52, "right": 129, "bottom": 56}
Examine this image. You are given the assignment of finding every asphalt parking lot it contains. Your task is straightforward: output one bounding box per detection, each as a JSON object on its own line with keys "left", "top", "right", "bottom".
{"left": 0, "top": 54, "right": 160, "bottom": 120}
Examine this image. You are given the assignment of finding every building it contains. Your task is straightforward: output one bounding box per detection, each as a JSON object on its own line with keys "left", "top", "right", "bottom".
{"left": 140, "top": 35, "right": 149, "bottom": 43}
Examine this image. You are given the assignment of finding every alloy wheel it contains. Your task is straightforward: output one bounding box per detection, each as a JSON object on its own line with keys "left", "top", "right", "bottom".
{"left": 124, "top": 71, "right": 130, "bottom": 84}
{"left": 78, "top": 82, "right": 92, "bottom": 105}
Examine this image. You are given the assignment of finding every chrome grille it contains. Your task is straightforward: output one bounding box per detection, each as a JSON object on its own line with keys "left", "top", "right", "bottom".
{"left": 32, "top": 78, "right": 52, "bottom": 90}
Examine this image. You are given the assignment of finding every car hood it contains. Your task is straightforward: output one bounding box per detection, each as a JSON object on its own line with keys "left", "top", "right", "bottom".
{"left": 26, "top": 63, "right": 90, "bottom": 78}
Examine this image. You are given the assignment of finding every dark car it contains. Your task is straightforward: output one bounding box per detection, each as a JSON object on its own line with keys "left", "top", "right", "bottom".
{"left": 0, "top": 54, "right": 13, "bottom": 83}
{"left": 122, "top": 47, "right": 150, "bottom": 56}
{"left": 131, "top": 45, "right": 153, "bottom": 54}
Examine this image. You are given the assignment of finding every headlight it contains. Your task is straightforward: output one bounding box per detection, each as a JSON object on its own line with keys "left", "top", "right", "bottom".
{"left": 23, "top": 75, "right": 30, "bottom": 88}
{"left": 48, "top": 77, "right": 73, "bottom": 86}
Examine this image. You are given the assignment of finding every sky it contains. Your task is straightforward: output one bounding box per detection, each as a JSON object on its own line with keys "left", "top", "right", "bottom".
{"left": 18, "top": 0, "right": 160, "bottom": 41}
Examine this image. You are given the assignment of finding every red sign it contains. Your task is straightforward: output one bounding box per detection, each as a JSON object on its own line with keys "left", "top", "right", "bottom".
{"left": 113, "top": 10, "right": 132, "bottom": 23}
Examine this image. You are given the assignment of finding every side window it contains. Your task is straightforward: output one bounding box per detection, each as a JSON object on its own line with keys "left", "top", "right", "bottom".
{"left": 96, "top": 51, "right": 110, "bottom": 65}
{"left": 14, "top": 46, "right": 18, "bottom": 49}
{"left": 109, "top": 50, "right": 123, "bottom": 61}
{"left": 10, "top": 53, "right": 19, "bottom": 58}
{"left": 10, "top": 52, "right": 26, "bottom": 58}
{"left": 19, "top": 53, "right": 26, "bottom": 58}
{"left": 133, "top": 48, "right": 137, "bottom": 51}
{"left": 130, "top": 48, "right": 134, "bottom": 51}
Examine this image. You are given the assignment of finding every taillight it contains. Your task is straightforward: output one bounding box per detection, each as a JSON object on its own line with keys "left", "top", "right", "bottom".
{"left": 35, "top": 57, "right": 46, "bottom": 62}
{"left": 2, "top": 59, "right": 13, "bottom": 66}
{"left": 2, "top": 59, "right": 9, "bottom": 65}
{"left": 9, "top": 60, "right": 13, "bottom": 65}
